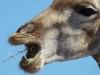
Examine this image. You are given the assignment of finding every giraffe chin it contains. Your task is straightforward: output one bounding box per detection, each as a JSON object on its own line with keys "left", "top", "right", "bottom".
{"left": 19, "top": 43, "right": 44, "bottom": 73}
{"left": 19, "top": 50, "right": 44, "bottom": 73}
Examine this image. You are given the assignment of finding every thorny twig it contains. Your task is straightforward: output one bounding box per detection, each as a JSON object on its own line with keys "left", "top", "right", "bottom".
{"left": 2, "top": 48, "right": 27, "bottom": 63}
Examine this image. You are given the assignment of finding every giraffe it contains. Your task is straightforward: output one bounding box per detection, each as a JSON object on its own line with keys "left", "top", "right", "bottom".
{"left": 9, "top": 0, "right": 100, "bottom": 73}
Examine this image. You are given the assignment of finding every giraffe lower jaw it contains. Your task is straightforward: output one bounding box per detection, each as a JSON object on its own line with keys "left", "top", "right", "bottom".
{"left": 19, "top": 43, "right": 44, "bottom": 73}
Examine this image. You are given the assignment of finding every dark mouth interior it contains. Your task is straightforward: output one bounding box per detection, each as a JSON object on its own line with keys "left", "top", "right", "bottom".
{"left": 25, "top": 43, "right": 41, "bottom": 59}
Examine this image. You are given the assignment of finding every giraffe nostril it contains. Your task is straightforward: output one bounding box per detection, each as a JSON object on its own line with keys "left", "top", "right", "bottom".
{"left": 16, "top": 23, "right": 34, "bottom": 33}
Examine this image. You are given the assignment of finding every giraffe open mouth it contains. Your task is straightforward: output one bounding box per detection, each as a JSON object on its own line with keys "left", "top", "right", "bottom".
{"left": 25, "top": 43, "right": 41, "bottom": 59}
{"left": 8, "top": 33, "right": 45, "bottom": 73}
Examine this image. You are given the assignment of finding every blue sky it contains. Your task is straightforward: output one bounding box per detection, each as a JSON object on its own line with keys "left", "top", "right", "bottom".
{"left": 0, "top": 0, "right": 100, "bottom": 75}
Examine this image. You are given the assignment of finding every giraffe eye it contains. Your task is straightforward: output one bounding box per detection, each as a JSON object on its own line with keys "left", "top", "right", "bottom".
{"left": 76, "top": 4, "right": 97, "bottom": 17}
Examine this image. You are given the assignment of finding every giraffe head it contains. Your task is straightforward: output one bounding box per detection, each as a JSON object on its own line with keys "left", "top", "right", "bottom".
{"left": 9, "top": 0, "right": 100, "bottom": 73}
